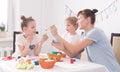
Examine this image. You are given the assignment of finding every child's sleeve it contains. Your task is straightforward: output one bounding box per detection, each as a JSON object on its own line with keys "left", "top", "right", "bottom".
{"left": 16, "top": 35, "right": 25, "bottom": 46}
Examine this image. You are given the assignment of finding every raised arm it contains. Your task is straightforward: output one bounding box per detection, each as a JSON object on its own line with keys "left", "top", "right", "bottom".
{"left": 50, "top": 25, "right": 94, "bottom": 56}
{"left": 34, "top": 34, "right": 48, "bottom": 56}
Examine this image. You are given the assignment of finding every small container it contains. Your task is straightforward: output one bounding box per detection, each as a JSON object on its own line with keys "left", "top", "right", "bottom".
{"left": 62, "top": 53, "right": 66, "bottom": 58}
{"left": 37, "top": 58, "right": 48, "bottom": 61}
{"left": 70, "top": 58, "right": 74, "bottom": 64}
{"left": 39, "top": 59, "right": 56, "bottom": 69}
{"left": 47, "top": 53, "right": 62, "bottom": 61}
{"left": 70, "top": 58, "right": 76, "bottom": 64}
{"left": 34, "top": 61, "right": 39, "bottom": 65}
{"left": 17, "top": 56, "right": 21, "bottom": 59}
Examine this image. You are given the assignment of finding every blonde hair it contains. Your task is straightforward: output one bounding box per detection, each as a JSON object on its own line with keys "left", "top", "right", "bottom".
{"left": 65, "top": 16, "right": 78, "bottom": 30}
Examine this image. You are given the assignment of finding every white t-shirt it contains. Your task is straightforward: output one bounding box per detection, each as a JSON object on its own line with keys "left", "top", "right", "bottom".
{"left": 62, "top": 32, "right": 81, "bottom": 59}
{"left": 12, "top": 34, "right": 41, "bottom": 57}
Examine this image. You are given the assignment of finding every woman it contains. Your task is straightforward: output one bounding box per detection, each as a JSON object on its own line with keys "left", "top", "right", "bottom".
{"left": 50, "top": 9, "right": 120, "bottom": 72}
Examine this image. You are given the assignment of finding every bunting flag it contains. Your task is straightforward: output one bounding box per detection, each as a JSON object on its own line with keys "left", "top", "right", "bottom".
{"left": 65, "top": 5, "right": 75, "bottom": 17}
{"left": 65, "top": 0, "right": 119, "bottom": 23}
{"left": 96, "top": 0, "right": 118, "bottom": 23}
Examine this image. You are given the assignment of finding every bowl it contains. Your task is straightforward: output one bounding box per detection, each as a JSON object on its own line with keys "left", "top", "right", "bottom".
{"left": 47, "top": 53, "right": 62, "bottom": 61}
{"left": 37, "top": 58, "right": 48, "bottom": 61}
{"left": 39, "top": 59, "right": 56, "bottom": 69}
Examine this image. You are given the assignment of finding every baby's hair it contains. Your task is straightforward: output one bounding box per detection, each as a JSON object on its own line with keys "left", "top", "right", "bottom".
{"left": 21, "top": 15, "right": 35, "bottom": 30}
{"left": 65, "top": 16, "right": 78, "bottom": 30}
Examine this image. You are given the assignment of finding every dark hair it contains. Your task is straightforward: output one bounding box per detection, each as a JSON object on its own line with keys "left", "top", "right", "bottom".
{"left": 65, "top": 16, "right": 78, "bottom": 30}
{"left": 21, "top": 15, "right": 35, "bottom": 30}
{"left": 77, "top": 9, "right": 98, "bottom": 24}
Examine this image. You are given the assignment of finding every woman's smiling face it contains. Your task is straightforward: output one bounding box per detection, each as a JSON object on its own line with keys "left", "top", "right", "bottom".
{"left": 77, "top": 14, "right": 89, "bottom": 30}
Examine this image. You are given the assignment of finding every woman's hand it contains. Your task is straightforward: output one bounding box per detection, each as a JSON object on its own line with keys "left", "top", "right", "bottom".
{"left": 50, "top": 25, "right": 58, "bottom": 37}
{"left": 51, "top": 40, "right": 65, "bottom": 51}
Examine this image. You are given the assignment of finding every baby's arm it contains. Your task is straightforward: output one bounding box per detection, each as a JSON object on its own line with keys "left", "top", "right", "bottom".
{"left": 34, "top": 34, "right": 48, "bottom": 56}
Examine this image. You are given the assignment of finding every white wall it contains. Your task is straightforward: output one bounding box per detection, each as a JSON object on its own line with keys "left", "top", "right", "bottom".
{"left": 36, "top": 0, "right": 120, "bottom": 39}
{"left": 17, "top": 0, "right": 58, "bottom": 53}
{"left": 7, "top": 0, "right": 14, "bottom": 37}
{"left": 17, "top": 0, "right": 71, "bottom": 53}
{"left": 6, "top": 0, "right": 120, "bottom": 52}
{"left": 9, "top": 0, "right": 120, "bottom": 36}
{"left": 64, "top": 0, "right": 120, "bottom": 39}
{"left": 13, "top": 0, "right": 42, "bottom": 32}
{"left": 95, "top": 4, "right": 120, "bottom": 39}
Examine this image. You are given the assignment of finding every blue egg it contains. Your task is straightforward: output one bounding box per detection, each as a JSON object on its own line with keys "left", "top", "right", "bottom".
{"left": 53, "top": 38, "right": 58, "bottom": 42}
{"left": 51, "top": 51, "right": 58, "bottom": 54}
{"left": 34, "top": 61, "right": 39, "bottom": 65}
{"left": 17, "top": 56, "right": 21, "bottom": 59}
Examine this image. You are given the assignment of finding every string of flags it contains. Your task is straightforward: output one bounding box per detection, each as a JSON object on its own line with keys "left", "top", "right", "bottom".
{"left": 65, "top": 5, "right": 76, "bottom": 17}
{"left": 65, "top": 0, "right": 119, "bottom": 23}
{"left": 96, "top": 0, "right": 118, "bottom": 23}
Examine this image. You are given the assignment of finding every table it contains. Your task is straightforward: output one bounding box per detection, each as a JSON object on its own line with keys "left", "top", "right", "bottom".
{"left": 0, "top": 57, "right": 109, "bottom": 72}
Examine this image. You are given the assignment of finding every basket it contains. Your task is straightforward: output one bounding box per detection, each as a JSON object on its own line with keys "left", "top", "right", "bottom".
{"left": 47, "top": 53, "right": 62, "bottom": 61}
{"left": 39, "top": 59, "right": 56, "bottom": 69}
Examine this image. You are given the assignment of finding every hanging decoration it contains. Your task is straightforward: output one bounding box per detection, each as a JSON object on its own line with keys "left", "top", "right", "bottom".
{"left": 65, "top": 0, "right": 118, "bottom": 23}
{"left": 96, "top": 0, "right": 118, "bottom": 23}
{"left": 65, "top": 5, "right": 75, "bottom": 17}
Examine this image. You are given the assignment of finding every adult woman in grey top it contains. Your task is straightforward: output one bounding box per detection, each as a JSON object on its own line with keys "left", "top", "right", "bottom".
{"left": 50, "top": 9, "right": 120, "bottom": 72}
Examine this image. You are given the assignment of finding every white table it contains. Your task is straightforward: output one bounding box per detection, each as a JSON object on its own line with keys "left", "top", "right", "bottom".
{"left": 0, "top": 57, "right": 109, "bottom": 72}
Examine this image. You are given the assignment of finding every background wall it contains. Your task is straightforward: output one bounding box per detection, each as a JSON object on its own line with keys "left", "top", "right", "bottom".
{"left": 2, "top": 0, "right": 120, "bottom": 53}
{"left": 11, "top": 0, "right": 70, "bottom": 53}
{"left": 54, "top": 0, "right": 120, "bottom": 39}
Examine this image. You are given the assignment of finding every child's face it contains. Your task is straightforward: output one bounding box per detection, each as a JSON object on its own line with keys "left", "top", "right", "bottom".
{"left": 65, "top": 21, "right": 76, "bottom": 33}
{"left": 24, "top": 21, "right": 36, "bottom": 36}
